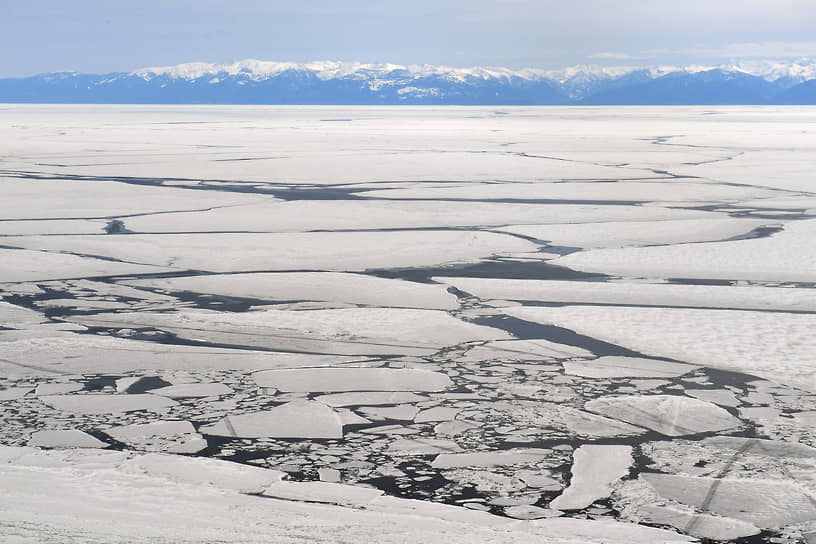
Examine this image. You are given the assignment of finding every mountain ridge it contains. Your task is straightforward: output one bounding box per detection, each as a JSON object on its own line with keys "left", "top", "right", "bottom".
{"left": 2, "top": 59, "right": 815, "bottom": 105}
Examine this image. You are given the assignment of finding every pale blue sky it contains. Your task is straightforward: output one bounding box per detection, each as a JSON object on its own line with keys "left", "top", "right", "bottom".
{"left": 2, "top": 0, "right": 815, "bottom": 77}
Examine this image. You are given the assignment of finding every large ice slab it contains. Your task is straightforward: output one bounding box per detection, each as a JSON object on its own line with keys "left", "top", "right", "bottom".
{"left": 200, "top": 400, "right": 344, "bottom": 439}
{"left": 69, "top": 307, "right": 510, "bottom": 356}
{"left": 552, "top": 219, "right": 816, "bottom": 283}
{"left": 642, "top": 473, "right": 816, "bottom": 529}
{"left": 551, "top": 445, "right": 632, "bottom": 510}
{"left": 505, "top": 305, "right": 816, "bottom": 392}
{"left": 40, "top": 394, "right": 178, "bottom": 415}
{"left": 314, "top": 392, "right": 427, "bottom": 407}
{"left": 27, "top": 430, "right": 109, "bottom": 449}
{"left": 363, "top": 180, "right": 775, "bottom": 203}
{"left": 6, "top": 230, "right": 536, "bottom": 273}
{"left": 563, "top": 357, "right": 697, "bottom": 378}
{"left": 254, "top": 368, "right": 452, "bottom": 392}
{"left": 0, "top": 335, "right": 340, "bottom": 377}
{"left": 124, "top": 272, "right": 459, "bottom": 310}
{"left": 441, "top": 277, "right": 816, "bottom": 312}
{"left": 498, "top": 217, "right": 770, "bottom": 249}
{"left": 106, "top": 420, "right": 207, "bottom": 454}
{"left": 584, "top": 395, "right": 741, "bottom": 436}
{"left": 0, "top": 247, "right": 173, "bottom": 282}
{"left": 149, "top": 383, "right": 233, "bottom": 398}
{"left": 431, "top": 448, "right": 552, "bottom": 469}
{"left": 0, "top": 178, "right": 262, "bottom": 221}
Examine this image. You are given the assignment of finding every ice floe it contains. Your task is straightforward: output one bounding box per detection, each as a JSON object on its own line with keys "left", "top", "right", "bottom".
{"left": 200, "top": 400, "right": 344, "bottom": 439}
{"left": 552, "top": 218, "right": 816, "bottom": 283}
{"left": 125, "top": 272, "right": 459, "bottom": 310}
{"left": 641, "top": 473, "right": 816, "bottom": 529}
{"left": 563, "top": 356, "right": 697, "bottom": 378}
{"left": 27, "top": 430, "right": 109, "bottom": 449}
{"left": 254, "top": 368, "right": 452, "bottom": 392}
{"left": 40, "top": 393, "right": 178, "bottom": 414}
{"left": 443, "top": 277, "right": 816, "bottom": 312}
{"left": 149, "top": 382, "right": 233, "bottom": 398}
{"left": 585, "top": 395, "right": 741, "bottom": 436}
{"left": 106, "top": 420, "right": 207, "bottom": 454}
{"left": 506, "top": 305, "right": 816, "bottom": 392}
{"left": 551, "top": 445, "right": 632, "bottom": 510}
{"left": 431, "top": 448, "right": 552, "bottom": 469}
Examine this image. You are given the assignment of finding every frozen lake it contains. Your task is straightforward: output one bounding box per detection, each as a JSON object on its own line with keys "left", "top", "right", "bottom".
{"left": 1, "top": 105, "right": 815, "bottom": 543}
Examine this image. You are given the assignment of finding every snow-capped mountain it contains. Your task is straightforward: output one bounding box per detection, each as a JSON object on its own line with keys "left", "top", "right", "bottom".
{"left": 2, "top": 59, "right": 815, "bottom": 105}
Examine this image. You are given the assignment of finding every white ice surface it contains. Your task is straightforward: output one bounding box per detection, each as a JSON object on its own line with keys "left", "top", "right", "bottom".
{"left": 5, "top": 230, "right": 536, "bottom": 273}
{"left": 440, "top": 277, "right": 816, "bottom": 312}
{"left": 41, "top": 393, "right": 178, "bottom": 415}
{"left": 585, "top": 395, "right": 741, "bottom": 436}
{"left": 124, "top": 272, "right": 459, "bottom": 310}
{"left": 121, "top": 199, "right": 713, "bottom": 234}
{"left": 0, "top": 247, "right": 173, "bottom": 282}
{"left": 551, "top": 219, "right": 816, "bottom": 283}
{"left": 27, "top": 430, "right": 109, "bottom": 449}
{"left": 200, "top": 401, "right": 344, "bottom": 439}
{"left": 563, "top": 357, "right": 698, "bottom": 378}
{"left": 505, "top": 305, "right": 816, "bottom": 391}
{"left": 497, "top": 218, "right": 770, "bottom": 249}
{"left": 255, "top": 367, "right": 452, "bottom": 392}
{"left": 0, "top": 334, "right": 363, "bottom": 377}
{"left": 69, "top": 307, "right": 509, "bottom": 356}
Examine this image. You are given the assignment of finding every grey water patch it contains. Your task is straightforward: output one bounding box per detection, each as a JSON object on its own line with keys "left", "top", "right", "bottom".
{"left": 723, "top": 224, "right": 784, "bottom": 242}
{"left": 368, "top": 259, "right": 608, "bottom": 284}
{"left": 472, "top": 315, "right": 641, "bottom": 357}
{"left": 104, "top": 219, "right": 130, "bottom": 234}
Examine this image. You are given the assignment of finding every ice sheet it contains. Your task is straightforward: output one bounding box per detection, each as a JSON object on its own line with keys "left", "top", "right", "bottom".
{"left": 505, "top": 305, "right": 816, "bottom": 391}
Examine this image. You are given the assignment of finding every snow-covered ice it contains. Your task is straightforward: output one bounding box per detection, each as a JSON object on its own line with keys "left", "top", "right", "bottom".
{"left": 585, "top": 395, "right": 741, "bottom": 436}
{"left": 2, "top": 105, "right": 814, "bottom": 543}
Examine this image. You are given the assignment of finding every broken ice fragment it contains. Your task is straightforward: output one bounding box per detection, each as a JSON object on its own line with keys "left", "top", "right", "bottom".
{"left": 550, "top": 445, "right": 632, "bottom": 510}
{"left": 563, "top": 357, "right": 697, "bottom": 379}
{"left": 684, "top": 388, "right": 741, "bottom": 407}
{"left": 34, "top": 382, "right": 83, "bottom": 396}
{"left": 504, "top": 505, "right": 562, "bottom": 519}
{"left": 359, "top": 404, "right": 420, "bottom": 421}
{"left": 0, "top": 387, "right": 33, "bottom": 401}
{"left": 200, "top": 400, "right": 343, "bottom": 439}
{"left": 149, "top": 383, "right": 233, "bottom": 399}
{"left": 28, "top": 430, "right": 109, "bottom": 449}
{"left": 414, "top": 406, "right": 459, "bottom": 423}
{"left": 254, "top": 368, "right": 452, "bottom": 392}
{"left": 313, "top": 392, "right": 426, "bottom": 407}
{"left": 585, "top": 395, "right": 740, "bottom": 436}
{"left": 41, "top": 394, "right": 177, "bottom": 414}
{"left": 106, "top": 420, "right": 207, "bottom": 454}
{"left": 559, "top": 408, "right": 645, "bottom": 438}
{"left": 387, "top": 438, "right": 463, "bottom": 455}
{"left": 431, "top": 448, "right": 551, "bottom": 469}
{"left": 434, "top": 420, "right": 477, "bottom": 436}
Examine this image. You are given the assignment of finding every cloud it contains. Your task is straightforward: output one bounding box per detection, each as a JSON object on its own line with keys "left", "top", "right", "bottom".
{"left": 587, "top": 52, "right": 654, "bottom": 60}
{"left": 645, "top": 41, "right": 816, "bottom": 59}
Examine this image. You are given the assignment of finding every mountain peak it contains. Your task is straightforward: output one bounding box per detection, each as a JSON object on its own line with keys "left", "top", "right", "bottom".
{"left": 2, "top": 58, "right": 815, "bottom": 105}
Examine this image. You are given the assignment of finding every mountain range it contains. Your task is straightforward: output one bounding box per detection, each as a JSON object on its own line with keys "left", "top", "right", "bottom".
{"left": 2, "top": 59, "right": 815, "bottom": 105}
